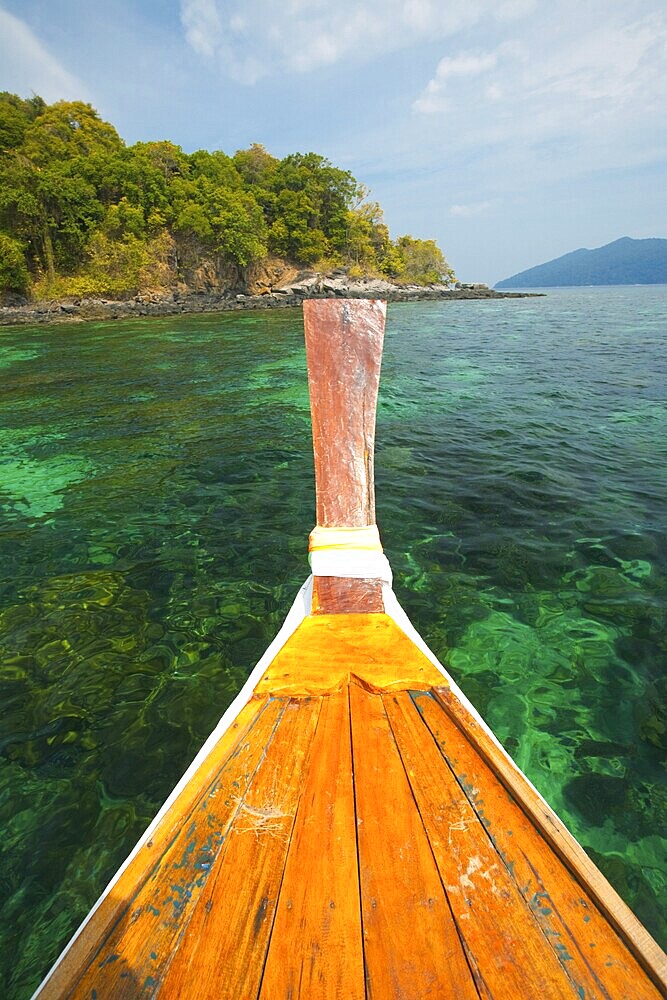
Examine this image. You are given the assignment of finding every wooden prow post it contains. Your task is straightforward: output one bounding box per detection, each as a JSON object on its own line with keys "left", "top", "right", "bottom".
{"left": 304, "top": 298, "right": 386, "bottom": 526}
{"left": 303, "top": 298, "right": 388, "bottom": 615}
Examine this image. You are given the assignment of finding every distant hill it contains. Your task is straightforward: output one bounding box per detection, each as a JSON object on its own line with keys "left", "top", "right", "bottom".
{"left": 495, "top": 237, "right": 667, "bottom": 288}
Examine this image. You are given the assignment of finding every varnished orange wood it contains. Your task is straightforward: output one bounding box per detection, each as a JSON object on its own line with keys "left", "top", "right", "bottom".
{"left": 303, "top": 298, "right": 386, "bottom": 527}
{"left": 39, "top": 695, "right": 274, "bottom": 999}
{"left": 311, "top": 575, "right": 384, "bottom": 614}
{"left": 36, "top": 650, "right": 667, "bottom": 1000}
{"left": 417, "top": 689, "right": 666, "bottom": 999}
{"left": 384, "top": 691, "right": 578, "bottom": 999}
{"left": 434, "top": 686, "right": 667, "bottom": 995}
{"left": 260, "top": 692, "right": 365, "bottom": 999}
{"left": 254, "top": 613, "right": 447, "bottom": 696}
{"left": 349, "top": 684, "right": 479, "bottom": 1000}
{"left": 157, "top": 697, "right": 321, "bottom": 1000}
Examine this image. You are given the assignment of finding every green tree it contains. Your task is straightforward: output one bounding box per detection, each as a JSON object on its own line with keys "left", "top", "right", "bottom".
{"left": 171, "top": 173, "right": 267, "bottom": 266}
{"left": 189, "top": 149, "right": 242, "bottom": 189}
{"left": 0, "top": 233, "right": 29, "bottom": 295}
{"left": 77, "top": 231, "right": 150, "bottom": 295}
{"left": 395, "top": 235, "right": 454, "bottom": 284}
{"left": 264, "top": 152, "right": 361, "bottom": 261}
{"left": 0, "top": 154, "right": 99, "bottom": 280}
{"left": 0, "top": 93, "right": 45, "bottom": 153}
{"left": 268, "top": 188, "right": 328, "bottom": 263}
{"left": 233, "top": 143, "right": 278, "bottom": 188}
{"left": 119, "top": 141, "right": 188, "bottom": 224}
{"left": 0, "top": 101, "right": 124, "bottom": 279}
{"left": 101, "top": 198, "right": 147, "bottom": 240}
{"left": 342, "top": 200, "right": 389, "bottom": 269}
{"left": 209, "top": 188, "right": 267, "bottom": 265}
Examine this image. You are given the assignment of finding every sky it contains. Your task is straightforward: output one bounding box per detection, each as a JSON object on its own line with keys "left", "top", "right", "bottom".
{"left": 1, "top": 0, "right": 666, "bottom": 284}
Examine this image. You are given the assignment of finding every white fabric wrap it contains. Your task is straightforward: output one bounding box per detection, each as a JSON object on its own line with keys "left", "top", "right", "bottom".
{"left": 308, "top": 525, "right": 393, "bottom": 585}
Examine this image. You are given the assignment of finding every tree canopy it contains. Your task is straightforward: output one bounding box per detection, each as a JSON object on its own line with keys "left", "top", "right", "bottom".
{"left": 0, "top": 94, "right": 454, "bottom": 299}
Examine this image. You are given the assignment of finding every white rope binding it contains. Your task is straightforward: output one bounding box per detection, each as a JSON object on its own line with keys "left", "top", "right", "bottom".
{"left": 307, "top": 525, "right": 393, "bottom": 585}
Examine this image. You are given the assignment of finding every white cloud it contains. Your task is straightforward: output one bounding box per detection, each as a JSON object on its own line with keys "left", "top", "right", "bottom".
{"left": 435, "top": 52, "right": 499, "bottom": 80}
{"left": 413, "top": 40, "right": 528, "bottom": 113}
{"left": 495, "top": 0, "right": 537, "bottom": 20}
{"left": 181, "top": 0, "right": 223, "bottom": 59}
{"left": 0, "top": 6, "right": 89, "bottom": 102}
{"left": 413, "top": 50, "right": 501, "bottom": 113}
{"left": 178, "top": 0, "right": 535, "bottom": 83}
{"left": 410, "top": 7, "right": 667, "bottom": 166}
{"left": 485, "top": 83, "right": 503, "bottom": 101}
{"left": 528, "top": 17, "right": 667, "bottom": 108}
{"left": 450, "top": 201, "right": 495, "bottom": 217}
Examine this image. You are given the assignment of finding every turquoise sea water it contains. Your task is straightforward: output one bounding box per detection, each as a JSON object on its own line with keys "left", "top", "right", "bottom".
{"left": 1, "top": 286, "right": 666, "bottom": 995}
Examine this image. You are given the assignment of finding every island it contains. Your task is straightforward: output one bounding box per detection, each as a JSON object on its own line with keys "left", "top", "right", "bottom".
{"left": 0, "top": 93, "right": 537, "bottom": 326}
{"left": 495, "top": 237, "right": 667, "bottom": 288}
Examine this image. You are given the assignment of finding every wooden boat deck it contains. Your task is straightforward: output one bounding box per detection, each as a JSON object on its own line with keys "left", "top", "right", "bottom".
{"left": 38, "top": 613, "right": 665, "bottom": 999}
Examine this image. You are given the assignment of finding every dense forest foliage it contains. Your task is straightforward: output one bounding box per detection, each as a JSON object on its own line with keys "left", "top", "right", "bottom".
{"left": 0, "top": 93, "right": 453, "bottom": 300}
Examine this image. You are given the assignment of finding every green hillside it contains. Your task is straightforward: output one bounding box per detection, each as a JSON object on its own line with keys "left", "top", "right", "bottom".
{"left": 0, "top": 93, "right": 452, "bottom": 301}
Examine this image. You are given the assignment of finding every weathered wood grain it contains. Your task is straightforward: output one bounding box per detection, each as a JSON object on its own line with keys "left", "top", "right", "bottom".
{"left": 260, "top": 692, "right": 364, "bottom": 999}
{"left": 385, "top": 690, "right": 580, "bottom": 999}
{"left": 303, "top": 298, "right": 386, "bottom": 527}
{"left": 349, "top": 684, "right": 479, "bottom": 1000}
{"left": 156, "top": 697, "right": 321, "bottom": 1000}
{"left": 38, "top": 695, "right": 274, "bottom": 999}
{"left": 311, "top": 575, "right": 384, "bottom": 614}
{"left": 419, "top": 688, "right": 666, "bottom": 999}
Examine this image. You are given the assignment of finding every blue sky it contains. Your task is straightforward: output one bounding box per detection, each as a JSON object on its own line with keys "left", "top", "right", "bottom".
{"left": 1, "top": 0, "right": 666, "bottom": 283}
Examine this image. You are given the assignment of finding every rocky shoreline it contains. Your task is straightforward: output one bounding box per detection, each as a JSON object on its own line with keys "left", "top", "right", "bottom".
{"left": 0, "top": 273, "right": 540, "bottom": 327}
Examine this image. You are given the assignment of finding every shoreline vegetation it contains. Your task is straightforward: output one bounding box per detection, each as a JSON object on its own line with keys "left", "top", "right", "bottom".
{"left": 0, "top": 268, "right": 538, "bottom": 327}
{"left": 0, "top": 92, "right": 538, "bottom": 328}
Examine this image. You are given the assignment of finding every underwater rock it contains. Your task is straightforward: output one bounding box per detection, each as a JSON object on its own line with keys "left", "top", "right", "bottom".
{"left": 564, "top": 772, "right": 627, "bottom": 825}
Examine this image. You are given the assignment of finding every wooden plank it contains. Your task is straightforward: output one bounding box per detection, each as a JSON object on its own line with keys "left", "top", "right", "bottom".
{"left": 260, "top": 692, "right": 365, "bottom": 999}
{"left": 255, "top": 614, "right": 446, "bottom": 696}
{"left": 433, "top": 686, "right": 667, "bottom": 995}
{"left": 349, "top": 684, "right": 479, "bottom": 1000}
{"left": 418, "top": 689, "right": 666, "bottom": 999}
{"left": 157, "top": 697, "right": 321, "bottom": 1000}
{"left": 384, "top": 691, "right": 580, "bottom": 999}
{"left": 303, "top": 298, "right": 386, "bottom": 527}
{"left": 311, "top": 575, "right": 384, "bottom": 614}
{"left": 38, "top": 694, "right": 274, "bottom": 999}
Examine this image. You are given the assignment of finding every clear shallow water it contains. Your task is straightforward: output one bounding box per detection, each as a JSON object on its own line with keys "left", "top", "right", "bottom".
{"left": 1, "top": 287, "right": 666, "bottom": 995}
